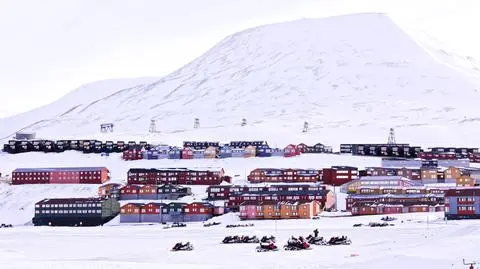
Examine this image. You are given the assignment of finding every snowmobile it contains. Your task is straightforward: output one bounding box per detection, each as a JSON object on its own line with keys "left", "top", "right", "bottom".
{"left": 381, "top": 216, "right": 397, "bottom": 222}
{"left": 283, "top": 237, "right": 311, "bottom": 251}
{"left": 203, "top": 222, "right": 221, "bottom": 227}
{"left": 260, "top": 235, "right": 276, "bottom": 243}
{"left": 222, "top": 235, "right": 241, "bottom": 244}
{"left": 256, "top": 241, "right": 279, "bottom": 252}
{"left": 327, "top": 236, "right": 352, "bottom": 245}
{"left": 306, "top": 235, "right": 327, "bottom": 245}
{"left": 171, "top": 242, "right": 194, "bottom": 251}
{"left": 241, "top": 235, "right": 260, "bottom": 243}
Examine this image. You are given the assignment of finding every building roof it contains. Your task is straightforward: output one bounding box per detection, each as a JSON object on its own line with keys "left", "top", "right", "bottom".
{"left": 37, "top": 197, "right": 105, "bottom": 204}
{"left": 14, "top": 167, "right": 107, "bottom": 173}
{"left": 347, "top": 193, "right": 444, "bottom": 199}
{"left": 445, "top": 187, "right": 480, "bottom": 197}
{"left": 128, "top": 167, "right": 224, "bottom": 173}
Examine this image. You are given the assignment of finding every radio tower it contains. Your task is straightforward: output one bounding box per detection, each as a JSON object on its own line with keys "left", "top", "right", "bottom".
{"left": 387, "top": 128, "right": 396, "bottom": 145}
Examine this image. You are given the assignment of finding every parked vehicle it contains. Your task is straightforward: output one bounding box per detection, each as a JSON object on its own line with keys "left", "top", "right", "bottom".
{"left": 171, "top": 242, "right": 193, "bottom": 251}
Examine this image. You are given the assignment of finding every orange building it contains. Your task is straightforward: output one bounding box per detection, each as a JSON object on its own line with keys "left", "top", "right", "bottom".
{"left": 457, "top": 175, "right": 476, "bottom": 187}
{"left": 298, "top": 201, "right": 321, "bottom": 219}
{"left": 280, "top": 202, "right": 299, "bottom": 219}
{"left": 444, "top": 167, "right": 462, "bottom": 179}
{"left": 261, "top": 201, "right": 281, "bottom": 219}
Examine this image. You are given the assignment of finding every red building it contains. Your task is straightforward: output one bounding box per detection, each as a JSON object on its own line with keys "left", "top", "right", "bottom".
{"left": 122, "top": 145, "right": 144, "bottom": 161}
{"left": 12, "top": 167, "right": 110, "bottom": 185}
{"left": 181, "top": 148, "right": 194, "bottom": 159}
{"left": 247, "top": 168, "right": 321, "bottom": 183}
{"left": 226, "top": 187, "right": 334, "bottom": 211}
{"left": 322, "top": 166, "right": 358, "bottom": 186}
{"left": 127, "top": 168, "right": 226, "bottom": 185}
{"left": 297, "top": 143, "right": 308, "bottom": 153}
{"left": 284, "top": 144, "right": 301, "bottom": 157}
{"left": 119, "top": 185, "right": 141, "bottom": 200}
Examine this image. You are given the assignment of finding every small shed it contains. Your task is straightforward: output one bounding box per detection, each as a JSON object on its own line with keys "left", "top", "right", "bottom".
{"left": 15, "top": 131, "right": 36, "bottom": 140}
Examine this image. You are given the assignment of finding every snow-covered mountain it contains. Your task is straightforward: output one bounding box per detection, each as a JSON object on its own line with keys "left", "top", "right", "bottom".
{"left": 1, "top": 13, "right": 480, "bottom": 147}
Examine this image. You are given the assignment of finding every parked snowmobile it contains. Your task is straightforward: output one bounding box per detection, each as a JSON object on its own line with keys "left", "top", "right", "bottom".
{"left": 256, "top": 241, "right": 279, "bottom": 252}
{"left": 283, "top": 237, "right": 311, "bottom": 251}
{"left": 381, "top": 216, "right": 397, "bottom": 222}
{"left": 327, "top": 236, "right": 352, "bottom": 245}
{"left": 306, "top": 235, "right": 327, "bottom": 245}
{"left": 203, "top": 222, "right": 221, "bottom": 227}
{"left": 222, "top": 235, "right": 241, "bottom": 244}
{"left": 260, "top": 235, "right": 276, "bottom": 243}
{"left": 171, "top": 242, "right": 193, "bottom": 251}
{"left": 241, "top": 235, "right": 260, "bottom": 243}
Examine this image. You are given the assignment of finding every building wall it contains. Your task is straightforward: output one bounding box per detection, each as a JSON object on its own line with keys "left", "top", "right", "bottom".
{"left": 120, "top": 214, "right": 140, "bottom": 223}
{"left": 120, "top": 194, "right": 139, "bottom": 200}
{"left": 140, "top": 214, "right": 162, "bottom": 223}
{"left": 184, "top": 214, "right": 211, "bottom": 222}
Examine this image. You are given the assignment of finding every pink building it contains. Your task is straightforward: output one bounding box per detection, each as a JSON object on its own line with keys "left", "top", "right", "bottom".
{"left": 239, "top": 201, "right": 260, "bottom": 220}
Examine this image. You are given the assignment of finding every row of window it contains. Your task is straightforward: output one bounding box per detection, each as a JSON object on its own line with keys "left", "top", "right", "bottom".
{"left": 36, "top": 209, "right": 101, "bottom": 214}
{"left": 457, "top": 197, "right": 476, "bottom": 202}
{"left": 36, "top": 203, "right": 101, "bottom": 208}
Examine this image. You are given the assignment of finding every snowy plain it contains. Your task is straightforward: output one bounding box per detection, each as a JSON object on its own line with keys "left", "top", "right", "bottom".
{"left": 1, "top": 212, "right": 480, "bottom": 269}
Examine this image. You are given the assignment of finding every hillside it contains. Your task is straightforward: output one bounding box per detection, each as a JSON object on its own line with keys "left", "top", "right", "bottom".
{"left": 1, "top": 13, "right": 480, "bottom": 147}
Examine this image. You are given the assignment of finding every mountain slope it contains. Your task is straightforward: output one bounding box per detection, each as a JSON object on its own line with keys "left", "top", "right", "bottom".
{"left": 1, "top": 13, "right": 479, "bottom": 144}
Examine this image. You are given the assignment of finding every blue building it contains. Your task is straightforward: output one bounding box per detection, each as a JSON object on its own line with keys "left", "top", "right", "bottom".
{"left": 445, "top": 188, "right": 480, "bottom": 220}
{"left": 256, "top": 145, "right": 272, "bottom": 157}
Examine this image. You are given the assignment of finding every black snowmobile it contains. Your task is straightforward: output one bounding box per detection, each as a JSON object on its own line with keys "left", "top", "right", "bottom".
{"left": 171, "top": 242, "right": 193, "bottom": 251}
{"left": 222, "top": 235, "right": 241, "bottom": 244}
{"left": 381, "top": 216, "right": 397, "bottom": 222}
{"left": 306, "top": 234, "right": 327, "bottom": 245}
{"left": 260, "top": 235, "right": 276, "bottom": 243}
{"left": 327, "top": 236, "right": 352, "bottom": 245}
{"left": 256, "top": 241, "right": 279, "bottom": 252}
{"left": 283, "top": 237, "right": 311, "bottom": 251}
{"left": 241, "top": 235, "right": 260, "bottom": 243}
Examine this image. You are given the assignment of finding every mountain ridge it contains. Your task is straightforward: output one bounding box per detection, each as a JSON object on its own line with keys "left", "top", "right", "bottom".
{"left": 1, "top": 13, "right": 479, "bottom": 145}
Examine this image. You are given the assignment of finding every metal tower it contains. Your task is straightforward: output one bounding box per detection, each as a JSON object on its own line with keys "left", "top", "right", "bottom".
{"left": 387, "top": 128, "right": 396, "bottom": 145}
{"left": 149, "top": 120, "right": 157, "bottom": 133}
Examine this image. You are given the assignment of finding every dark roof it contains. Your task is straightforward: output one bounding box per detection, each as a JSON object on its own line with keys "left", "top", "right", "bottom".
{"left": 445, "top": 188, "right": 480, "bottom": 197}
{"left": 240, "top": 201, "right": 261, "bottom": 206}
{"left": 14, "top": 167, "right": 107, "bottom": 173}
{"left": 36, "top": 198, "right": 104, "bottom": 204}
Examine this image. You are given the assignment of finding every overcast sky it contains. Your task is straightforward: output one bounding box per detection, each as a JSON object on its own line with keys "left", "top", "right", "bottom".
{"left": 0, "top": 0, "right": 478, "bottom": 118}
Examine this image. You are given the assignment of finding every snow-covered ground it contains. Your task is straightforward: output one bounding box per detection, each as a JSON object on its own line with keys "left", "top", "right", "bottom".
{"left": 1, "top": 212, "right": 479, "bottom": 269}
